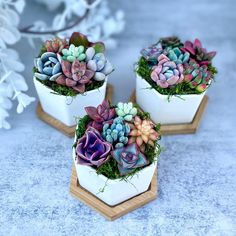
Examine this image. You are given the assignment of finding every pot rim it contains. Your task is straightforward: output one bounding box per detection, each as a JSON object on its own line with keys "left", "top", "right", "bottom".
{"left": 136, "top": 73, "right": 206, "bottom": 98}
{"left": 33, "top": 76, "right": 107, "bottom": 97}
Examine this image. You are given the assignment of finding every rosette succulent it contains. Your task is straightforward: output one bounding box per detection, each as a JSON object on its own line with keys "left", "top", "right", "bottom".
{"left": 115, "top": 102, "right": 137, "bottom": 121}
{"left": 151, "top": 54, "right": 184, "bottom": 88}
{"left": 159, "top": 36, "right": 183, "bottom": 49}
{"left": 85, "top": 100, "right": 116, "bottom": 131}
{"left": 181, "top": 38, "right": 216, "bottom": 65}
{"left": 75, "top": 127, "right": 112, "bottom": 167}
{"left": 184, "top": 59, "right": 212, "bottom": 92}
{"left": 62, "top": 44, "right": 86, "bottom": 62}
{"left": 167, "top": 47, "right": 190, "bottom": 64}
{"left": 102, "top": 117, "right": 130, "bottom": 148}
{"left": 86, "top": 47, "right": 114, "bottom": 81}
{"left": 111, "top": 143, "right": 149, "bottom": 175}
{"left": 45, "top": 37, "right": 68, "bottom": 53}
{"left": 129, "top": 116, "right": 159, "bottom": 152}
{"left": 141, "top": 44, "right": 163, "bottom": 64}
{"left": 34, "top": 52, "right": 62, "bottom": 81}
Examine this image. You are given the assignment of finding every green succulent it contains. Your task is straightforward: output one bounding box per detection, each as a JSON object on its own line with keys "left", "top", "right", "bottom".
{"left": 115, "top": 102, "right": 137, "bottom": 121}
{"left": 62, "top": 44, "right": 86, "bottom": 62}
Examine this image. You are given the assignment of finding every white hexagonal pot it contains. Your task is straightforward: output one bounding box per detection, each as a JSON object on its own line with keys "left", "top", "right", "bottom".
{"left": 72, "top": 142, "right": 158, "bottom": 206}
{"left": 34, "top": 77, "right": 107, "bottom": 126}
{"left": 136, "top": 74, "right": 206, "bottom": 124}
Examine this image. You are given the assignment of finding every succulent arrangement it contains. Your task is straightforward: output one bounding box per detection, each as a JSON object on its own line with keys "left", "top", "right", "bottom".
{"left": 74, "top": 100, "right": 161, "bottom": 178}
{"left": 137, "top": 36, "right": 217, "bottom": 95}
{"left": 34, "top": 32, "right": 114, "bottom": 95}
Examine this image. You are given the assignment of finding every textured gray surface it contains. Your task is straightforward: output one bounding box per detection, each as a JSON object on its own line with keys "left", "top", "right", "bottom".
{"left": 1, "top": 0, "right": 236, "bottom": 235}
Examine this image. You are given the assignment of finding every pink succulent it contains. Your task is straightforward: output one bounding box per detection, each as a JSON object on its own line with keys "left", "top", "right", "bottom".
{"left": 56, "top": 60, "right": 94, "bottom": 93}
{"left": 151, "top": 54, "right": 184, "bottom": 88}
{"left": 45, "top": 37, "right": 68, "bottom": 53}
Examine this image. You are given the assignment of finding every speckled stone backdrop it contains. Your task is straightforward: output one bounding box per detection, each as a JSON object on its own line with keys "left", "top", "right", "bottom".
{"left": 0, "top": 0, "right": 236, "bottom": 235}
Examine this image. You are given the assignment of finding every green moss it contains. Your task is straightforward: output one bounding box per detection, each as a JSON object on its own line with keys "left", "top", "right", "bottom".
{"left": 36, "top": 78, "right": 104, "bottom": 97}
{"left": 136, "top": 56, "right": 217, "bottom": 97}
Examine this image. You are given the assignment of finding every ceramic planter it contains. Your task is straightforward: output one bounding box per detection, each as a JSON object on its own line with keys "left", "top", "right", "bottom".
{"left": 34, "top": 77, "right": 107, "bottom": 126}
{"left": 136, "top": 74, "right": 206, "bottom": 124}
{"left": 72, "top": 144, "right": 157, "bottom": 206}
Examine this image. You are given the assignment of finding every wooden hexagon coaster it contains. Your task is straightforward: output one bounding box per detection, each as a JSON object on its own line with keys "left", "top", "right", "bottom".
{"left": 36, "top": 84, "right": 113, "bottom": 138}
{"left": 69, "top": 166, "right": 158, "bottom": 221}
{"left": 130, "top": 91, "right": 209, "bottom": 135}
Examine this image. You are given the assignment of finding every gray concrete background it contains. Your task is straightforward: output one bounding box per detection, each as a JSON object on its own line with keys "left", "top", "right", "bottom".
{"left": 0, "top": 1, "right": 236, "bottom": 235}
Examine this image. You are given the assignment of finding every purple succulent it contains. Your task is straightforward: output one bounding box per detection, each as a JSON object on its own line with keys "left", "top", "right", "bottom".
{"left": 141, "top": 44, "right": 163, "bottom": 63}
{"left": 56, "top": 59, "right": 94, "bottom": 93}
{"left": 75, "top": 127, "right": 112, "bottom": 167}
{"left": 181, "top": 38, "right": 216, "bottom": 66}
{"left": 111, "top": 143, "right": 149, "bottom": 176}
{"left": 85, "top": 100, "right": 116, "bottom": 131}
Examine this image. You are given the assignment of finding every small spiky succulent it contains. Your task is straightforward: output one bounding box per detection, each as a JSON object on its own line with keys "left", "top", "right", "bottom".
{"left": 55, "top": 60, "right": 94, "bottom": 93}
{"left": 159, "top": 36, "right": 183, "bottom": 49}
{"left": 85, "top": 100, "right": 116, "bottom": 131}
{"left": 34, "top": 52, "right": 62, "bottom": 81}
{"left": 129, "top": 116, "right": 159, "bottom": 152}
{"left": 115, "top": 102, "right": 137, "bottom": 121}
{"left": 111, "top": 143, "right": 149, "bottom": 175}
{"left": 181, "top": 38, "right": 216, "bottom": 66}
{"left": 151, "top": 54, "right": 184, "bottom": 88}
{"left": 62, "top": 44, "right": 86, "bottom": 62}
{"left": 184, "top": 59, "right": 212, "bottom": 92}
{"left": 45, "top": 37, "right": 68, "bottom": 53}
{"left": 102, "top": 117, "right": 130, "bottom": 148}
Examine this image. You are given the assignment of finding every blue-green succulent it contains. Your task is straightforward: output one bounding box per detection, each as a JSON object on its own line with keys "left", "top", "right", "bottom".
{"left": 34, "top": 52, "right": 62, "bottom": 81}
{"left": 166, "top": 47, "right": 190, "bottom": 64}
{"left": 102, "top": 117, "right": 130, "bottom": 148}
{"left": 62, "top": 44, "right": 86, "bottom": 62}
{"left": 115, "top": 102, "right": 137, "bottom": 121}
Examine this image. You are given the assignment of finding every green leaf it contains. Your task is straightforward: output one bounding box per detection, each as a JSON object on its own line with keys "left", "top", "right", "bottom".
{"left": 92, "top": 42, "right": 105, "bottom": 53}
{"left": 69, "top": 32, "right": 89, "bottom": 47}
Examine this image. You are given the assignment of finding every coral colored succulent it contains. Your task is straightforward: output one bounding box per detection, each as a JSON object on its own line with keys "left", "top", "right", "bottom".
{"left": 86, "top": 47, "right": 114, "bottom": 81}
{"left": 55, "top": 60, "right": 94, "bottom": 93}
{"left": 184, "top": 59, "right": 212, "bottom": 92}
{"left": 111, "top": 143, "right": 149, "bottom": 175}
{"left": 151, "top": 54, "right": 184, "bottom": 88}
{"left": 85, "top": 100, "right": 116, "bottom": 131}
{"left": 34, "top": 52, "right": 62, "bottom": 81}
{"left": 115, "top": 102, "right": 137, "bottom": 121}
{"left": 129, "top": 116, "right": 159, "bottom": 152}
{"left": 167, "top": 47, "right": 190, "bottom": 64}
{"left": 159, "top": 36, "right": 183, "bottom": 49}
{"left": 102, "top": 117, "right": 130, "bottom": 148}
{"left": 45, "top": 37, "right": 68, "bottom": 53}
{"left": 62, "top": 44, "right": 86, "bottom": 62}
{"left": 181, "top": 38, "right": 216, "bottom": 66}
{"left": 76, "top": 127, "right": 112, "bottom": 167}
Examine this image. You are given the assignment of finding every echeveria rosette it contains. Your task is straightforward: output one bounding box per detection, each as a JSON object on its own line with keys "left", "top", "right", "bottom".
{"left": 115, "top": 102, "right": 137, "bottom": 121}
{"left": 184, "top": 59, "right": 212, "bottom": 92}
{"left": 34, "top": 52, "right": 62, "bottom": 81}
{"left": 181, "top": 38, "right": 216, "bottom": 66}
{"left": 45, "top": 37, "right": 68, "bottom": 53}
{"left": 159, "top": 36, "right": 183, "bottom": 49}
{"left": 102, "top": 117, "right": 130, "bottom": 148}
{"left": 141, "top": 43, "right": 163, "bottom": 64}
{"left": 129, "top": 116, "right": 159, "bottom": 152}
{"left": 86, "top": 47, "right": 114, "bottom": 81}
{"left": 85, "top": 100, "right": 116, "bottom": 132}
{"left": 111, "top": 143, "right": 149, "bottom": 176}
{"left": 151, "top": 54, "right": 184, "bottom": 88}
{"left": 75, "top": 127, "right": 112, "bottom": 167}
{"left": 55, "top": 60, "right": 94, "bottom": 93}
{"left": 62, "top": 44, "right": 86, "bottom": 62}
{"left": 166, "top": 47, "right": 190, "bottom": 65}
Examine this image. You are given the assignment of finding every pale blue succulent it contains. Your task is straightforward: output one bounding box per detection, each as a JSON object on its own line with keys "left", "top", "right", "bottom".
{"left": 34, "top": 52, "right": 62, "bottom": 81}
{"left": 102, "top": 117, "right": 130, "bottom": 148}
{"left": 115, "top": 102, "right": 137, "bottom": 121}
{"left": 86, "top": 47, "right": 114, "bottom": 81}
{"left": 166, "top": 47, "right": 190, "bottom": 64}
{"left": 62, "top": 44, "right": 86, "bottom": 62}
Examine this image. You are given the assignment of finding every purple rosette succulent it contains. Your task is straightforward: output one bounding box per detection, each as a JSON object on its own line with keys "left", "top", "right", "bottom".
{"left": 111, "top": 143, "right": 149, "bottom": 175}
{"left": 85, "top": 100, "right": 116, "bottom": 131}
{"left": 76, "top": 127, "right": 112, "bottom": 167}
